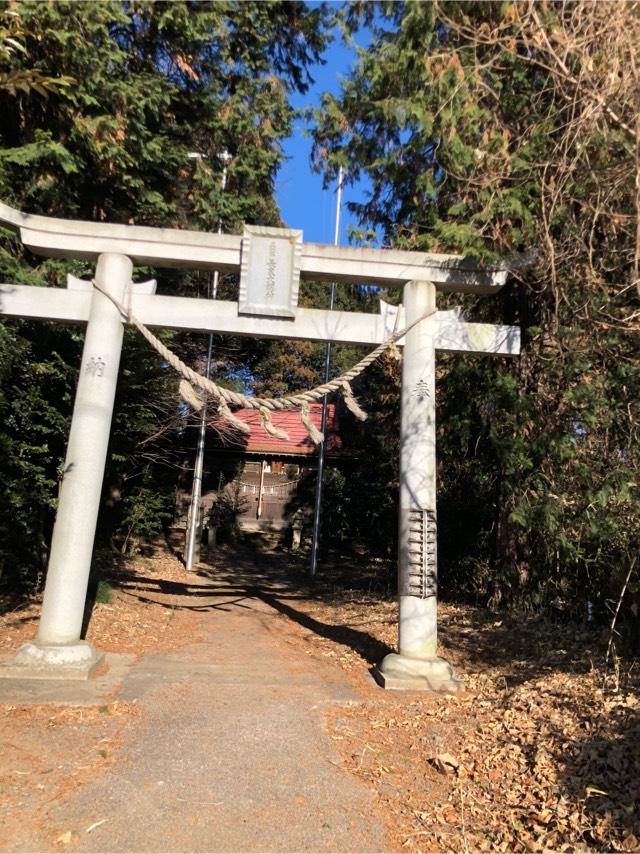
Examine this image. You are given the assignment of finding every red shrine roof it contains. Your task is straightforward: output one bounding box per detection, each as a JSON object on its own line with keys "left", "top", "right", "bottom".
{"left": 212, "top": 402, "right": 345, "bottom": 458}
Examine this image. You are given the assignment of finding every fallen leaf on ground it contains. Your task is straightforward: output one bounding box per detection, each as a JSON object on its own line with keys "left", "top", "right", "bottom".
{"left": 430, "top": 753, "right": 461, "bottom": 775}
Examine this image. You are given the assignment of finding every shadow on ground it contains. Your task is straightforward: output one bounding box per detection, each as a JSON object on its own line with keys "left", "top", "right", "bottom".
{"left": 89, "top": 531, "right": 620, "bottom": 689}
{"left": 103, "top": 533, "right": 394, "bottom": 666}
{"left": 1, "top": 531, "right": 620, "bottom": 691}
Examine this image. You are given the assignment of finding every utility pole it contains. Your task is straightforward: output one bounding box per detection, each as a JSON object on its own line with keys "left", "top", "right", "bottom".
{"left": 184, "top": 150, "right": 231, "bottom": 572}
{"left": 310, "top": 166, "right": 344, "bottom": 577}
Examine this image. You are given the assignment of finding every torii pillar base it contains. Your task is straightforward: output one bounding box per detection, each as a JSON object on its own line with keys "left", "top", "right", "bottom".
{"left": 373, "top": 653, "right": 464, "bottom": 693}
{"left": 1, "top": 641, "right": 103, "bottom": 681}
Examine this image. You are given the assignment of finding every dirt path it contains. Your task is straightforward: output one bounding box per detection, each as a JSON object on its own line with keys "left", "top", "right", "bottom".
{"left": 2, "top": 539, "right": 638, "bottom": 852}
{"left": 0, "top": 552, "right": 389, "bottom": 853}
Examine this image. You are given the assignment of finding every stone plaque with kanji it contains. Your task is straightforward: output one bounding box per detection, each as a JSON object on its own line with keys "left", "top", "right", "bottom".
{"left": 238, "top": 225, "right": 303, "bottom": 318}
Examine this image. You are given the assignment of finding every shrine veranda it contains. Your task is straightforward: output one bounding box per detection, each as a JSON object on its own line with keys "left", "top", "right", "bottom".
{"left": 0, "top": 201, "right": 520, "bottom": 691}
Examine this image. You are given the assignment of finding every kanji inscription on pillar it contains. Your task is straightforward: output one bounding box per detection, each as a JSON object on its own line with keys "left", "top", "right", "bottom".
{"left": 85, "top": 356, "right": 105, "bottom": 377}
{"left": 238, "top": 225, "right": 303, "bottom": 318}
{"left": 400, "top": 507, "right": 437, "bottom": 598}
{"left": 412, "top": 379, "right": 431, "bottom": 400}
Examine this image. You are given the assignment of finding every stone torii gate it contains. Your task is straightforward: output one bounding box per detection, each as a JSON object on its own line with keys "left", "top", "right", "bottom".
{"left": 0, "top": 201, "right": 519, "bottom": 691}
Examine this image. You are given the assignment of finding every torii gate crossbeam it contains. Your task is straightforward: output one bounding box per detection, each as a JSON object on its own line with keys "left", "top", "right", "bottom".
{"left": 0, "top": 201, "right": 505, "bottom": 292}
{"left": 0, "top": 201, "right": 520, "bottom": 691}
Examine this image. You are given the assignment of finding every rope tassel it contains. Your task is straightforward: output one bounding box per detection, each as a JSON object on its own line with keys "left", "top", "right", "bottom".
{"left": 179, "top": 380, "right": 204, "bottom": 411}
{"left": 388, "top": 342, "right": 402, "bottom": 362}
{"left": 91, "top": 278, "right": 436, "bottom": 439}
{"left": 218, "top": 400, "right": 251, "bottom": 435}
{"left": 301, "top": 401, "right": 324, "bottom": 445}
{"left": 341, "top": 381, "right": 367, "bottom": 421}
{"left": 259, "top": 406, "right": 290, "bottom": 441}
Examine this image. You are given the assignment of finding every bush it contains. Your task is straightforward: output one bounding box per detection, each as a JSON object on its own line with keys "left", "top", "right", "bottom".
{"left": 95, "top": 579, "right": 112, "bottom": 604}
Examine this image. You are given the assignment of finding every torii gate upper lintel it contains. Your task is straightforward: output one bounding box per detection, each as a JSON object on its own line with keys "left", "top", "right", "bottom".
{"left": 0, "top": 200, "right": 521, "bottom": 692}
{"left": 0, "top": 200, "right": 507, "bottom": 291}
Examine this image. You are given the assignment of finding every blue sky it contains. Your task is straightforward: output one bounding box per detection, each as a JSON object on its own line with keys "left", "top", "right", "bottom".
{"left": 275, "top": 24, "right": 370, "bottom": 246}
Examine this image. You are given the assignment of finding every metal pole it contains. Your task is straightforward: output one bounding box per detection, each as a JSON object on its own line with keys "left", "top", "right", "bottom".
{"left": 257, "top": 458, "right": 266, "bottom": 519}
{"left": 185, "top": 151, "right": 230, "bottom": 571}
{"left": 310, "top": 166, "right": 343, "bottom": 576}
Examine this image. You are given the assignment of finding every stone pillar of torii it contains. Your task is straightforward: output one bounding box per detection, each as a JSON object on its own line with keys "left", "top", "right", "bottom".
{"left": 0, "top": 202, "right": 519, "bottom": 690}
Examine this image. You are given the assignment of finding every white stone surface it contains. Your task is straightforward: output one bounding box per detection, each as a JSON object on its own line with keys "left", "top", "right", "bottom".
{"left": 0, "top": 282, "right": 92, "bottom": 323}
{"left": 398, "top": 594, "right": 438, "bottom": 658}
{"left": 375, "top": 654, "right": 464, "bottom": 693}
{"left": 397, "top": 281, "right": 439, "bottom": 657}
{"left": 435, "top": 309, "right": 521, "bottom": 356}
{"left": 37, "top": 253, "right": 132, "bottom": 646}
{"left": 15, "top": 640, "right": 96, "bottom": 665}
{"left": 0, "top": 283, "right": 521, "bottom": 354}
{"left": 378, "top": 280, "right": 463, "bottom": 692}
{"left": 239, "top": 225, "right": 302, "bottom": 317}
{"left": 67, "top": 273, "right": 157, "bottom": 295}
{"left": 0, "top": 199, "right": 508, "bottom": 292}
{"left": 1, "top": 640, "right": 103, "bottom": 681}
